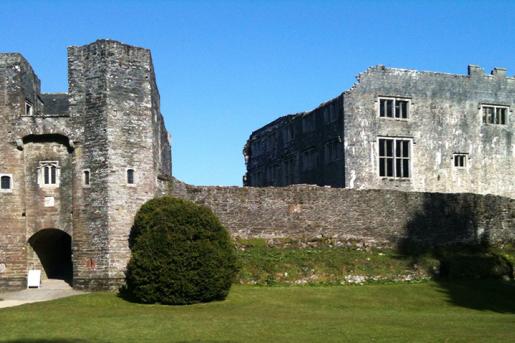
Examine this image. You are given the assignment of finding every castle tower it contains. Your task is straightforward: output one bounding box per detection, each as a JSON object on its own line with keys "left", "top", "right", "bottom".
{"left": 0, "top": 40, "right": 171, "bottom": 290}
{"left": 0, "top": 54, "right": 39, "bottom": 289}
{"left": 68, "top": 40, "right": 171, "bottom": 289}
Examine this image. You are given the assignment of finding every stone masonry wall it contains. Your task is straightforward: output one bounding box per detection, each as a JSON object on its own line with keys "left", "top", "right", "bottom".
{"left": 172, "top": 181, "right": 515, "bottom": 247}
{"left": 0, "top": 54, "right": 32, "bottom": 289}
{"left": 244, "top": 95, "right": 344, "bottom": 188}
{"left": 344, "top": 65, "right": 514, "bottom": 198}
{"left": 103, "top": 41, "right": 164, "bottom": 286}
{"left": 67, "top": 42, "right": 112, "bottom": 289}
{"left": 0, "top": 40, "right": 172, "bottom": 291}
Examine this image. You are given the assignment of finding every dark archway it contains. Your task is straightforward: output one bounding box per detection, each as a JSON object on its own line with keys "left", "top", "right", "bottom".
{"left": 22, "top": 133, "right": 74, "bottom": 153}
{"left": 28, "top": 229, "right": 72, "bottom": 284}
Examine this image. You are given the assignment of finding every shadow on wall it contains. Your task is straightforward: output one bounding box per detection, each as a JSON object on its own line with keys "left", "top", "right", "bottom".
{"left": 397, "top": 192, "right": 515, "bottom": 313}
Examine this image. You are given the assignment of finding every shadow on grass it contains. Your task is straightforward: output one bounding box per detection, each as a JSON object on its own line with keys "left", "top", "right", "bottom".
{"left": 397, "top": 192, "right": 515, "bottom": 313}
{"left": 436, "top": 280, "right": 515, "bottom": 313}
{"left": 3, "top": 340, "right": 97, "bottom": 343}
{"left": 2, "top": 341, "right": 235, "bottom": 343}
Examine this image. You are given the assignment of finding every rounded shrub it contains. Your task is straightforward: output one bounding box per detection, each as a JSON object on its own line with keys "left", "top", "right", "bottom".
{"left": 122, "top": 196, "right": 239, "bottom": 305}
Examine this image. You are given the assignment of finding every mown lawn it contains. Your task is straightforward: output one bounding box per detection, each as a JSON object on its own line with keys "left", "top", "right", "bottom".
{"left": 1, "top": 281, "right": 515, "bottom": 342}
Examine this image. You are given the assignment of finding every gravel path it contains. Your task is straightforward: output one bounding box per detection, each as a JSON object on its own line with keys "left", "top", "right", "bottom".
{"left": 0, "top": 279, "right": 86, "bottom": 309}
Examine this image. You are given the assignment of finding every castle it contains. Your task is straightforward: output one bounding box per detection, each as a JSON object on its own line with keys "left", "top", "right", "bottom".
{"left": 0, "top": 40, "right": 513, "bottom": 291}
{"left": 0, "top": 40, "right": 171, "bottom": 290}
{"left": 244, "top": 65, "right": 514, "bottom": 199}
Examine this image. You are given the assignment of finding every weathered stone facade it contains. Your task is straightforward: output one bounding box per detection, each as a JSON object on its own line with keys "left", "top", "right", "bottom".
{"left": 244, "top": 65, "right": 514, "bottom": 199}
{"left": 0, "top": 40, "right": 172, "bottom": 290}
{"left": 172, "top": 180, "right": 515, "bottom": 248}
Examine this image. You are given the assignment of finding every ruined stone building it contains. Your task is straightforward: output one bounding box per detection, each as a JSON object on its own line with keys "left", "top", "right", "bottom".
{"left": 243, "top": 65, "right": 514, "bottom": 198}
{"left": 0, "top": 40, "right": 172, "bottom": 290}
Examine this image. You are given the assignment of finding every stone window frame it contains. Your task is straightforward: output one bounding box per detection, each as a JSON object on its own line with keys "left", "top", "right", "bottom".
{"left": 282, "top": 155, "right": 296, "bottom": 185}
{"left": 37, "top": 161, "right": 60, "bottom": 188}
{"left": 480, "top": 104, "right": 509, "bottom": 126}
{"left": 82, "top": 169, "right": 91, "bottom": 187}
{"left": 25, "top": 99, "right": 34, "bottom": 116}
{"left": 0, "top": 173, "right": 13, "bottom": 193}
{"left": 126, "top": 168, "right": 136, "bottom": 186}
{"left": 323, "top": 105, "right": 339, "bottom": 124}
{"left": 301, "top": 147, "right": 318, "bottom": 172}
{"left": 453, "top": 153, "right": 468, "bottom": 169}
{"left": 302, "top": 113, "right": 316, "bottom": 133}
{"left": 377, "top": 96, "right": 411, "bottom": 121}
{"left": 283, "top": 125, "right": 295, "bottom": 144}
{"left": 377, "top": 136, "right": 412, "bottom": 179}
{"left": 251, "top": 139, "right": 262, "bottom": 157}
{"left": 324, "top": 139, "right": 343, "bottom": 164}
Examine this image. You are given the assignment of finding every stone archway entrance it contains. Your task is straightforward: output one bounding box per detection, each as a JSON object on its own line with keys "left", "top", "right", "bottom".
{"left": 28, "top": 229, "right": 72, "bottom": 284}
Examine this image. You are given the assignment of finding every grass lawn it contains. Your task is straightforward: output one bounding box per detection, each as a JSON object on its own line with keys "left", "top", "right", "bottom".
{"left": 1, "top": 281, "right": 515, "bottom": 342}
{"left": 236, "top": 239, "right": 435, "bottom": 285}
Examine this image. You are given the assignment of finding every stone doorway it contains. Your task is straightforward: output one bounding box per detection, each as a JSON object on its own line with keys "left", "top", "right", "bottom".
{"left": 28, "top": 229, "right": 73, "bottom": 285}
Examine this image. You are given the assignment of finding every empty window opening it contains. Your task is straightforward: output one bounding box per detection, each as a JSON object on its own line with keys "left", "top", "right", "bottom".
{"left": 127, "top": 169, "right": 135, "bottom": 184}
{"left": 283, "top": 126, "right": 294, "bottom": 143}
{"left": 378, "top": 138, "right": 410, "bottom": 178}
{"left": 302, "top": 148, "right": 318, "bottom": 171}
{"left": 25, "top": 100, "right": 33, "bottom": 116}
{"left": 324, "top": 140, "right": 342, "bottom": 163}
{"left": 482, "top": 105, "right": 508, "bottom": 125}
{"left": 324, "top": 106, "right": 339, "bottom": 123}
{"left": 0, "top": 174, "right": 12, "bottom": 191}
{"left": 302, "top": 114, "right": 316, "bottom": 133}
{"left": 283, "top": 157, "right": 295, "bottom": 185}
{"left": 83, "top": 170, "right": 90, "bottom": 186}
{"left": 272, "top": 164, "right": 280, "bottom": 186}
{"left": 379, "top": 98, "right": 409, "bottom": 119}
{"left": 38, "top": 161, "right": 60, "bottom": 187}
{"left": 453, "top": 154, "right": 467, "bottom": 168}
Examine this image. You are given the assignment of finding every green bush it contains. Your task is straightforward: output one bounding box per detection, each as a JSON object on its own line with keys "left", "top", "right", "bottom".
{"left": 122, "top": 196, "right": 239, "bottom": 305}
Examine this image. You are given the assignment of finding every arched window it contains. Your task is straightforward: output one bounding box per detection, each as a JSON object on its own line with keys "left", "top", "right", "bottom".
{"left": 127, "top": 169, "right": 135, "bottom": 185}
{"left": 0, "top": 175, "right": 12, "bottom": 191}
{"left": 38, "top": 161, "right": 60, "bottom": 187}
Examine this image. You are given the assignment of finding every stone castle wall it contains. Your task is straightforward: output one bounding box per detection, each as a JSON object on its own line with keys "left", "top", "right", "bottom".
{"left": 172, "top": 181, "right": 515, "bottom": 247}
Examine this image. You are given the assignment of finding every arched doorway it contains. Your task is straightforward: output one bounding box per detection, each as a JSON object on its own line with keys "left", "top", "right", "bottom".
{"left": 28, "top": 229, "right": 72, "bottom": 284}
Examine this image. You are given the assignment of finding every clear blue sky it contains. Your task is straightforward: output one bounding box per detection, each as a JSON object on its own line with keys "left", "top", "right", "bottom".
{"left": 1, "top": 0, "right": 514, "bottom": 186}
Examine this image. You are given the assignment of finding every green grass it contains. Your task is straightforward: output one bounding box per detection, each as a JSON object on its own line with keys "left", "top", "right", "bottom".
{"left": 236, "top": 239, "right": 437, "bottom": 285}
{"left": 1, "top": 281, "right": 515, "bottom": 342}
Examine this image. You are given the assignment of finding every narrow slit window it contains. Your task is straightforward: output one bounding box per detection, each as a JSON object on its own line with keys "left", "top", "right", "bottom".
{"left": 127, "top": 169, "right": 135, "bottom": 184}
{"left": 51, "top": 166, "right": 57, "bottom": 184}
{"left": 44, "top": 166, "right": 50, "bottom": 184}
{"left": 1, "top": 175, "right": 11, "bottom": 190}
{"left": 83, "top": 170, "right": 90, "bottom": 186}
{"left": 25, "top": 101, "right": 33, "bottom": 116}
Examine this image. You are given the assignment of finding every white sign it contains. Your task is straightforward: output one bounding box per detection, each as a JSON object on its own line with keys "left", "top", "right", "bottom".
{"left": 44, "top": 196, "right": 55, "bottom": 207}
{"left": 27, "top": 270, "right": 41, "bottom": 288}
